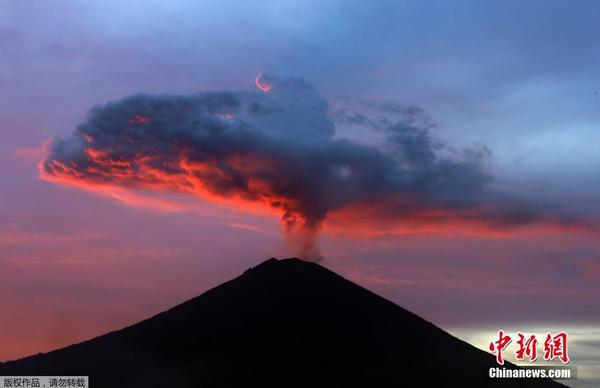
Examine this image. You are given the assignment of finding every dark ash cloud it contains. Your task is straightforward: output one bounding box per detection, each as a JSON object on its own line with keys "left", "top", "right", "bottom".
{"left": 41, "top": 74, "right": 586, "bottom": 259}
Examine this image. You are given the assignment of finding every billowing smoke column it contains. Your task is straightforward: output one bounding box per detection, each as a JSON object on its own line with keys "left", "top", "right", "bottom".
{"left": 41, "top": 74, "right": 577, "bottom": 259}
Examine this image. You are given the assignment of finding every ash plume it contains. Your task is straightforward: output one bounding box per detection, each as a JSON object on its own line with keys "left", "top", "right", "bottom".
{"left": 41, "top": 74, "right": 584, "bottom": 259}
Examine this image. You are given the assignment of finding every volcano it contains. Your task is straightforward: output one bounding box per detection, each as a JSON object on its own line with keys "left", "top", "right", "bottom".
{"left": 0, "top": 258, "right": 564, "bottom": 387}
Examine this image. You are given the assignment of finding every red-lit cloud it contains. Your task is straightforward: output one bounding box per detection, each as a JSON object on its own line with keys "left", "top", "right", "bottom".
{"left": 255, "top": 73, "right": 272, "bottom": 93}
{"left": 40, "top": 75, "right": 596, "bottom": 258}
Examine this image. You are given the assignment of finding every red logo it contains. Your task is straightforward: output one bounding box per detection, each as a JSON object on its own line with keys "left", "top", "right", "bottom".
{"left": 489, "top": 330, "right": 569, "bottom": 365}
{"left": 516, "top": 333, "right": 538, "bottom": 362}
{"left": 489, "top": 330, "right": 512, "bottom": 365}
{"left": 543, "top": 332, "right": 569, "bottom": 363}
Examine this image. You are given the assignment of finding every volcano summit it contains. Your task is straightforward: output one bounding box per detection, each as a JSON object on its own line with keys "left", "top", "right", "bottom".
{"left": 0, "top": 258, "right": 564, "bottom": 387}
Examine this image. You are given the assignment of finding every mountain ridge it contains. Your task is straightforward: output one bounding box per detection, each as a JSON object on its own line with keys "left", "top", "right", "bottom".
{"left": 0, "top": 257, "right": 565, "bottom": 387}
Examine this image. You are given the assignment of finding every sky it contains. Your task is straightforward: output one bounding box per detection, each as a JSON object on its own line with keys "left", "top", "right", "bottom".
{"left": 1, "top": 0, "right": 599, "bottom": 385}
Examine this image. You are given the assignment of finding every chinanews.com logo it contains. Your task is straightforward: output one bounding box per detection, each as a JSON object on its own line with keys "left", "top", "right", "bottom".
{"left": 487, "top": 330, "right": 576, "bottom": 380}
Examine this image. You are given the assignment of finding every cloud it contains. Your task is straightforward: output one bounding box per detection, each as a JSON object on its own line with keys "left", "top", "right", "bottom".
{"left": 40, "top": 74, "right": 592, "bottom": 259}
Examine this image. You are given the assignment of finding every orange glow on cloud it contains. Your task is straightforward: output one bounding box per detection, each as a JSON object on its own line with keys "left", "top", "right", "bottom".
{"left": 39, "top": 141, "right": 292, "bottom": 221}
{"left": 40, "top": 137, "right": 595, "bottom": 241}
{"left": 325, "top": 200, "right": 596, "bottom": 239}
{"left": 255, "top": 74, "right": 272, "bottom": 93}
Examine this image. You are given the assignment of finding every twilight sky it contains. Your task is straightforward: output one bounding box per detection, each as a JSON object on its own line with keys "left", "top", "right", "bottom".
{"left": 1, "top": 1, "right": 600, "bottom": 385}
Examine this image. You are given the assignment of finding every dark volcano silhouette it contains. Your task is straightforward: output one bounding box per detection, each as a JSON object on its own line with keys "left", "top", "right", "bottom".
{"left": 0, "top": 258, "right": 565, "bottom": 387}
